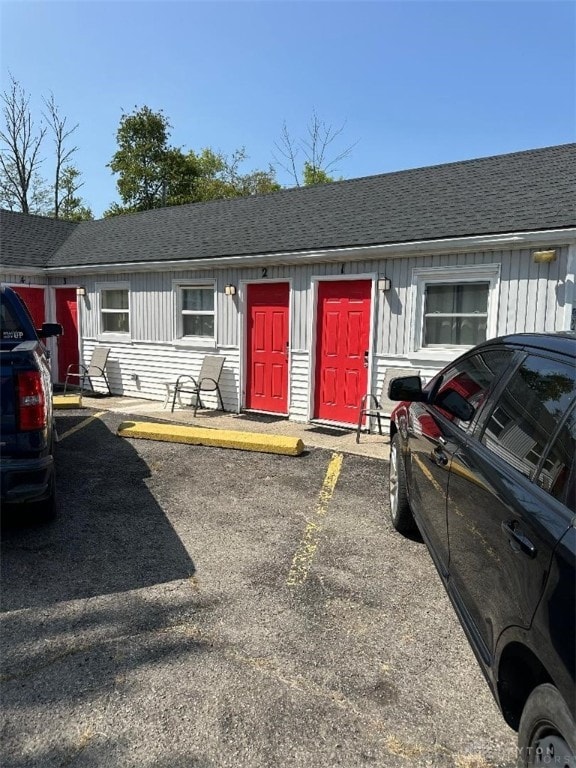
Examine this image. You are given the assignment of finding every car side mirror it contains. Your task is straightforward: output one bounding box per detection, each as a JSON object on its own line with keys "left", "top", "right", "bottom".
{"left": 388, "top": 376, "right": 425, "bottom": 402}
{"left": 434, "top": 388, "right": 475, "bottom": 422}
{"left": 37, "top": 323, "right": 63, "bottom": 338}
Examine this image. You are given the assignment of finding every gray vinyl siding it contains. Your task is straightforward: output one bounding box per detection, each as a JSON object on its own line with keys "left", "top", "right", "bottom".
{"left": 58, "top": 243, "right": 572, "bottom": 415}
{"left": 65, "top": 246, "right": 569, "bottom": 351}
{"left": 289, "top": 351, "right": 311, "bottom": 422}
{"left": 81, "top": 338, "right": 240, "bottom": 412}
{"left": 1, "top": 273, "right": 47, "bottom": 285}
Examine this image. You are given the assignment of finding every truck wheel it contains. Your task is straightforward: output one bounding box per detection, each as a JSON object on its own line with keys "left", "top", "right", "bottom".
{"left": 389, "top": 433, "right": 416, "bottom": 536}
{"left": 517, "top": 684, "right": 576, "bottom": 767}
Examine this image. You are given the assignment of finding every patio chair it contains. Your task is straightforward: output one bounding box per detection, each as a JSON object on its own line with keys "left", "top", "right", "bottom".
{"left": 64, "top": 346, "right": 112, "bottom": 396}
{"left": 171, "top": 355, "right": 226, "bottom": 416}
{"left": 356, "top": 368, "right": 419, "bottom": 443}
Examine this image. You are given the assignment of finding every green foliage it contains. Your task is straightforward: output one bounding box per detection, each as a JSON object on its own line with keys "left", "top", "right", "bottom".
{"left": 302, "top": 161, "right": 336, "bottom": 186}
{"left": 57, "top": 165, "right": 93, "bottom": 220}
{"left": 107, "top": 106, "right": 174, "bottom": 212}
{"left": 106, "top": 106, "right": 280, "bottom": 216}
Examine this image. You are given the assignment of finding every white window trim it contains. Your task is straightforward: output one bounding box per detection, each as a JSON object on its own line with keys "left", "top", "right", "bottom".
{"left": 97, "top": 282, "right": 131, "bottom": 341}
{"left": 172, "top": 279, "right": 217, "bottom": 348}
{"left": 410, "top": 264, "right": 500, "bottom": 355}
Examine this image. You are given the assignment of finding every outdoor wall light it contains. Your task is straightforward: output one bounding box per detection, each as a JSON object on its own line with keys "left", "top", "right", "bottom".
{"left": 77, "top": 286, "right": 87, "bottom": 296}
{"left": 532, "top": 250, "right": 557, "bottom": 264}
{"left": 225, "top": 284, "right": 237, "bottom": 296}
{"left": 377, "top": 277, "right": 391, "bottom": 291}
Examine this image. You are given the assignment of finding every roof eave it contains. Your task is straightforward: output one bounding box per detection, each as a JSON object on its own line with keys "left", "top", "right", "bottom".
{"left": 6, "top": 227, "right": 576, "bottom": 275}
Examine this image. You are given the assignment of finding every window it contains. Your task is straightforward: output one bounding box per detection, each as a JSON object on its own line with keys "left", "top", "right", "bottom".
{"left": 100, "top": 287, "right": 130, "bottom": 334}
{"left": 536, "top": 403, "right": 576, "bottom": 511}
{"left": 480, "top": 355, "right": 576, "bottom": 480}
{"left": 424, "top": 283, "right": 489, "bottom": 346}
{"left": 176, "top": 284, "right": 215, "bottom": 341}
{"left": 412, "top": 265, "right": 499, "bottom": 351}
{"left": 429, "top": 348, "right": 513, "bottom": 429}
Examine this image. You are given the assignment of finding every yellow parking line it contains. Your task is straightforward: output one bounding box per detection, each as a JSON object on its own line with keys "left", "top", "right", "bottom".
{"left": 287, "top": 451, "right": 343, "bottom": 586}
{"left": 58, "top": 411, "right": 106, "bottom": 442}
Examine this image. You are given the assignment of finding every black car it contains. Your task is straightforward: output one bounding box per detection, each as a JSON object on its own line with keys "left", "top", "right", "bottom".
{"left": 388, "top": 333, "right": 576, "bottom": 767}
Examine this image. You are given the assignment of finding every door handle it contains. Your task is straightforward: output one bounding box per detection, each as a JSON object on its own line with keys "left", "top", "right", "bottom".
{"left": 431, "top": 446, "right": 449, "bottom": 467}
{"left": 501, "top": 521, "right": 537, "bottom": 559}
{"left": 363, "top": 350, "right": 369, "bottom": 368}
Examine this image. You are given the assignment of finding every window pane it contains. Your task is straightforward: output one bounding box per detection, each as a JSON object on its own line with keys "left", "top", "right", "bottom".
{"left": 425, "top": 283, "right": 488, "bottom": 314}
{"left": 425, "top": 316, "right": 487, "bottom": 346}
{"left": 183, "top": 315, "right": 214, "bottom": 337}
{"left": 102, "top": 311, "right": 129, "bottom": 333}
{"left": 481, "top": 356, "right": 576, "bottom": 479}
{"left": 537, "top": 405, "right": 576, "bottom": 511}
{"left": 434, "top": 349, "right": 513, "bottom": 428}
{"left": 182, "top": 288, "right": 213, "bottom": 312}
{"left": 1, "top": 301, "right": 24, "bottom": 335}
{"left": 424, "top": 283, "right": 489, "bottom": 346}
{"left": 102, "top": 289, "right": 128, "bottom": 310}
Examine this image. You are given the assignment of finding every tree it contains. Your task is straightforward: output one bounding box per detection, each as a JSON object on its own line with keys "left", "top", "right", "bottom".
{"left": 107, "top": 106, "right": 175, "bottom": 213}
{"left": 0, "top": 75, "right": 89, "bottom": 217}
{"left": 43, "top": 93, "right": 79, "bottom": 219}
{"left": 105, "top": 106, "right": 280, "bottom": 216}
{"left": 57, "top": 165, "right": 93, "bottom": 220}
{"left": 193, "top": 147, "right": 279, "bottom": 201}
{"left": 273, "top": 110, "right": 357, "bottom": 187}
{"left": 0, "top": 74, "right": 46, "bottom": 213}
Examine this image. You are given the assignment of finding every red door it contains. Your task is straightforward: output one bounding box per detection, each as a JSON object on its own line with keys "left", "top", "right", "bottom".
{"left": 314, "top": 280, "right": 372, "bottom": 424}
{"left": 246, "top": 282, "right": 289, "bottom": 413}
{"left": 12, "top": 286, "right": 46, "bottom": 328}
{"left": 54, "top": 288, "right": 79, "bottom": 383}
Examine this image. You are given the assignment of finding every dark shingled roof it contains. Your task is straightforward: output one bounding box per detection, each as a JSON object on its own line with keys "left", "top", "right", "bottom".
{"left": 0, "top": 211, "right": 78, "bottom": 268}
{"left": 2, "top": 144, "right": 575, "bottom": 270}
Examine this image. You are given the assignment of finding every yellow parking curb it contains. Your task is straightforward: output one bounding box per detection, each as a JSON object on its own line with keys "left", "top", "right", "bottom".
{"left": 117, "top": 421, "right": 305, "bottom": 456}
{"left": 53, "top": 394, "right": 83, "bottom": 409}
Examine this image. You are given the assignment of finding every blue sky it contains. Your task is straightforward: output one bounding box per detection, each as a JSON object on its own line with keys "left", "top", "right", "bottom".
{"left": 1, "top": 0, "right": 574, "bottom": 218}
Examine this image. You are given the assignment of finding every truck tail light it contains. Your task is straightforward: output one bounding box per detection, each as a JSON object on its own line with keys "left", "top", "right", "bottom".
{"left": 17, "top": 371, "right": 47, "bottom": 431}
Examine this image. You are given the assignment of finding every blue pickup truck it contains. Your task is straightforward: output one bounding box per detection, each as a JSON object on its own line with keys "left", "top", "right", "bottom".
{"left": 0, "top": 285, "right": 62, "bottom": 521}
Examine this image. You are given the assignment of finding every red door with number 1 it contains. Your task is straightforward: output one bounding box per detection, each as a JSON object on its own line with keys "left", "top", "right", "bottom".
{"left": 314, "top": 280, "right": 371, "bottom": 425}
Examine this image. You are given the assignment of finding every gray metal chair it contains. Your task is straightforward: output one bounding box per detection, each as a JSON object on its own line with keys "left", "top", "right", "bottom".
{"left": 356, "top": 368, "right": 419, "bottom": 443}
{"left": 171, "top": 355, "right": 226, "bottom": 415}
{"left": 64, "top": 346, "right": 112, "bottom": 396}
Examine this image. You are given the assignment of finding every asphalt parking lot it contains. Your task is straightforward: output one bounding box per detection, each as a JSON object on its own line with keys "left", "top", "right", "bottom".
{"left": 1, "top": 408, "right": 517, "bottom": 768}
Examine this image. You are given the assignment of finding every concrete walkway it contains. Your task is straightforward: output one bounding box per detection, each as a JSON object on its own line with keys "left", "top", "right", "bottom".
{"left": 60, "top": 394, "right": 390, "bottom": 460}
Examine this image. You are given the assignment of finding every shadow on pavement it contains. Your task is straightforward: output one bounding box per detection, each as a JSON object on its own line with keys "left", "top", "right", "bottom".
{"left": 1, "top": 413, "right": 196, "bottom": 612}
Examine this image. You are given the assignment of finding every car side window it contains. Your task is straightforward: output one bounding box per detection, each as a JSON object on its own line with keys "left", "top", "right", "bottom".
{"left": 0, "top": 299, "right": 26, "bottom": 339}
{"left": 479, "top": 355, "right": 576, "bottom": 481}
{"left": 431, "top": 348, "right": 514, "bottom": 429}
{"left": 534, "top": 403, "right": 576, "bottom": 512}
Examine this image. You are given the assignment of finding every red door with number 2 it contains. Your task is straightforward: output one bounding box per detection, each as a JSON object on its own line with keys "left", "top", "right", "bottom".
{"left": 246, "top": 282, "right": 290, "bottom": 413}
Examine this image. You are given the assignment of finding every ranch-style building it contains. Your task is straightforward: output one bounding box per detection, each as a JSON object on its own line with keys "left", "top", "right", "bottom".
{"left": 1, "top": 142, "right": 575, "bottom": 428}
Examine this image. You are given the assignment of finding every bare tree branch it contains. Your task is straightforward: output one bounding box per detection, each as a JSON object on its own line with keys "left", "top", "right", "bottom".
{"left": 273, "top": 110, "right": 358, "bottom": 187}
{"left": 0, "top": 74, "right": 46, "bottom": 213}
{"left": 43, "top": 92, "right": 79, "bottom": 218}
{"left": 272, "top": 121, "right": 302, "bottom": 186}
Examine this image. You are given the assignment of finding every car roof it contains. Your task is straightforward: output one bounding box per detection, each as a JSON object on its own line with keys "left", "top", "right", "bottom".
{"left": 480, "top": 332, "right": 576, "bottom": 357}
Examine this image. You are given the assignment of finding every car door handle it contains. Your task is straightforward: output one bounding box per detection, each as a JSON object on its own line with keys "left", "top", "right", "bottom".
{"left": 501, "top": 521, "right": 537, "bottom": 559}
{"left": 431, "top": 445, "right": 449, "bottom": 467}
